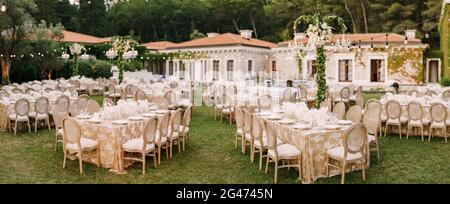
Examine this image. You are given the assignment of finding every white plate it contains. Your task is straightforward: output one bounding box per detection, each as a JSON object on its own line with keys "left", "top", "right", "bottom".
{"left": 112, "top": 120, "right": 128, "bottom": 125}
{"left": 76, "top": 115, "right": 91, "bottom": 120}
{"left": 129, "top": 116, "right": 144, "bottom": 121}
{"left": 155, "top": 110, "right": 168, "bottom": 114}
{"left": 291, "top": 124, "right": 312, "bottom": 130}
{"left": 279, "top": 119, "right": 295, "bottom": 125}
{"left": 266, "top": 115, "right": 282, "bottom": 120}
{"left": 325, "top": 125, "right": 340, "bottom": 130}
{"left": 337, "top": 120, "right": 353, "bottom": 125}
{"left": 255, "top": 112, "right": 271, "bottom": 116}
{"left": 142, "top": 113, "right": 157, "bottom": 118}
{"left": 87, "top": 119, "right": 103, "bottom": 124}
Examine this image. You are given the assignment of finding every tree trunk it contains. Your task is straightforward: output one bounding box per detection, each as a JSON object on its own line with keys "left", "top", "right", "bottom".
{"left": 360, "top": 0, "right": 368, "bottom": 33}
{"left": 343, "top": 0, "right": 358, "bottom": 33}
{"left": 250, "top": 14, "right": 258, "bottom": 39}
{"left": 232, "top": 19, "right": 240, "bottom": 33}
{"left": 1, "top": 57, "right": 11, "bottom": 85}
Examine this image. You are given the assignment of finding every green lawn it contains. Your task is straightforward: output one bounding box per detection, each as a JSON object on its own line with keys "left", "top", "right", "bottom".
{"left": 1, "top": 94, "right": 450, "bottom": 184}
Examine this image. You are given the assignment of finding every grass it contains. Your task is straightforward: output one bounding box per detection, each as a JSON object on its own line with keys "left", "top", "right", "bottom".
{"left": 1, "top": 94, "right": 450, "bottom": 184}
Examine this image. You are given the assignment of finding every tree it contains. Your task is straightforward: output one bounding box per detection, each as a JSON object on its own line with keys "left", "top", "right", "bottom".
{"left": 55, "top": 0, "right": 79, "bottom": 31}
{"left": 78, "top": 0, "right": 108, "bottom": 36}
{"left": 0, "top": 0, "right": 37, "bottom": 84}
{"left": 33, "top": 0, "right": 59, "bottom": 24}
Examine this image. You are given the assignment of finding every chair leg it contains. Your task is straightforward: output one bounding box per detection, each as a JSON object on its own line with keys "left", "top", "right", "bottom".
{"left": 188, "top": 132, "right": 191, "bottom": 150}
{"left": 375, "top": 140, "right": 381, "bottom": 161}
{"left": 165, "top": 143, "right": 169, "bottom": 160}
{"left": 325, "top": 155, "right": 329, "bottom": 177}
{"left": 384, "top": 123, "right": 388, "bottom": 137}
{"left": 361, "top": 160, "right": 366, "bottom": 181}
{"left": 235, "top": 132, "right": 238, "bottom": 148}
{"left": 169, "top": 141, "right": 173, "bottom": 160}
{"left": 406, "top": 125, "right": 410, "bottom": 139}
{"left": 14, "top": 121, "right": 17, "bottom": 135}
{"left": 182, "top": 134, "right": 186, "bottom": 152}
{"left": 96, "top": 147, "right": 100, "bottom": 167}
{"left": 35, "top": 119, "right": 37, "bottom": 133}
{"left": 341, "top": 161, "right": 346, "bottom": 184}
{"left": 55, "top": 132, "right": 59, "bottom": 151}
{"left": 28, "top": 120, "right": 31, "bottom": 133}
{"left": 158, "top": 146, "right": 161, "bottom": 165}
{"left": 259, "top": 150, "right": 263, "bottom": 172}
{"left": 177, "top": 139, "right": 181, "bottom": 153}
{"left": 142, "top": 153, "right": 146, "bottom": 175}
{"left": 47, "top": 118, "right": 51, "bottom": 130}
{"left": 265, "top": 156, "right": 270, "bottom": 174}
{"left": 274, "top": 160, "right": 278, "bottom": 184}
{"left": 78, "top": 154, "right": 83, "bottom": 174}
{"left": 421, "top": 126, "right": 424, "bottom": 142}
{"left": 63, "top": 150, "right": 67, "bottom": 168}
{"left": 399, "top": 124, "right": 402, "bottom": 139}
{"left": 429, "top": 128, "right": 432, "bottom": 142}
{"left": 298, "top": 156, "right": 302, "bottom": 182}
{"left": 153, "top": 151, "right": 157, "bottom": 168}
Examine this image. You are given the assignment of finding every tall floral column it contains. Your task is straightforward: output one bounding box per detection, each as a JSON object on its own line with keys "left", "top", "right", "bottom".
{"left": 69, "top": 43, "right": 85, "bottom": 77}
{"left": 106, "top": 37, "right": 138, "bottom": 84}
{"left": 293, "top": 12, "right": 346, "bottom": 107}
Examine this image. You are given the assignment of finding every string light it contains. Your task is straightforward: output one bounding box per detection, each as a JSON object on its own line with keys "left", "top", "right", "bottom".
{"left": 370, "top": 38, "right": 374, "bottom": 51}
{"left": 385, "top": 34, "right": 389, "bottom": 49}
{"left": 0, "top": 1, "right": 6, "bottom": 13}
{"left": 404, "top": 30, "right": 408, "bottom": 44}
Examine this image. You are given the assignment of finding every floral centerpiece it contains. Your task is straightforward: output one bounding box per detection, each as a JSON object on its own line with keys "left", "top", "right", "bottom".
{"left": 293, "top": 12, "right": 346, "bottom": 108}
{"left": 106, "top": 36, "right": 138, "bottom": 83}
{"left": 68, "top": 43, "right": 86, "bottom": 76}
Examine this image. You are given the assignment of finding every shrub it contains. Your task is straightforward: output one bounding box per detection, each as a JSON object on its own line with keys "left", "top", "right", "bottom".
{"left": 440, "top": 76, "right": 450, "bottom": 87}
{"left": 123, "top": 60, "right": 143, "bottom": 72}
{"left": 93, "top": 60, "right": 113, "bottom": 78}
{"left": 78, "top": 60, "right": 95, "bottom": 78}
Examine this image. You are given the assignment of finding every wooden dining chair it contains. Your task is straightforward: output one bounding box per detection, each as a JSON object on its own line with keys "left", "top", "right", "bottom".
{"left": 406, "top": 101, "right": 429, "bottom": 141}
{"left": 429, "top": 102, "right": 448, "bottom": 143}
{"left": 122, "top": 117, "right": 158, "bottom": 175}
{"left": 346, "top": 105, "right": 362, "bottom": 123}
{"left": 363, "top": 108, "right": 381, "bottom": 161}
{"left": 9, "top": 98, "right": 31, "bottom": 135}
{"left": 333, "top": 102, "right": 346, "bottom": 120}
{"left": 264, "top": 121, "right": 302, "bottom": 184}
{"left": 180, "top": 104, "right": 193, "bottom": 151}
{"left": 326, "top": 123, "right": 368, "bottom": 184}
{"left": 62, "top": 117, "right": 100, "bottom": 174}
{"left": 384, "top": 100, "right": 407, "bottom": 138}
{"left": 29, "top": 96, "right": 51, "bottom": 132}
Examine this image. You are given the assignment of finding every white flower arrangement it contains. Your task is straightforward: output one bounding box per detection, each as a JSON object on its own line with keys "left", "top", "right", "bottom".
{"left": 69, "top": 43, "right": 85, "bottom": 56}
{"left": 305, "top": 23, "right": 333, "bottom": 50}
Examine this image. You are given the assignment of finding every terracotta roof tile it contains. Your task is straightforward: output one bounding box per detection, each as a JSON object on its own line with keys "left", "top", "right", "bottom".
{"left": 167, "top": 33, "right": 276, "bottom": 49}
{"left": 59, "top": 30, "right": 111, "bottom": 44}
{"left": 142, "top": 41, "right": 177, "bottom": 50}
{"left": 277, "top": 33, "right": 422, "bottom": 47}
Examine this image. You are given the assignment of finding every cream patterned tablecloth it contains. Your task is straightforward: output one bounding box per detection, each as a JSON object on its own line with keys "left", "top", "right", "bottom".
{"left": 260, "top": 117, "right": 369, "bottom": 184}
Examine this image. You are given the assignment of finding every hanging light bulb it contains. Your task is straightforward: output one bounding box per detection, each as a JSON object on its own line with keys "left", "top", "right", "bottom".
{"left": 0, "top": 1, "right": 6, "bottom": 13}
{"left": 404, "top": 30, "right": 408, "bottom": 44}
{"left": 425, "top": 32, "right": 430, "bottom": 39}
{"left": 385, "top": 34, "right": 389, "bottom": 49}
{"left": 370, "top": 38, "right": 374, "bottom": 51}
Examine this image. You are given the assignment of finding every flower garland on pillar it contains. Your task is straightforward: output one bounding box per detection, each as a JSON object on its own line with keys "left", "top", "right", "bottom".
{"left": 68, "top": 43, "right": 85, "bottom": 76}
{"left": 106, "top": 36, "right": 138, "bottom": 84}
{"left": 293, "top": 12, "right": 346, "bottom": 107}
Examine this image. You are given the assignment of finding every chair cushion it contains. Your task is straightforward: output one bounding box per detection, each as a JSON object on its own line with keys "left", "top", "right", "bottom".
{"left": 268, "top": 144, "right": 301, "bottom": 159}
{"left": 155, "top": 133, "right": 168, "bottom": 145}
{"left": 327, "top": 146, "right": 362, "bottom": 161}
{"left": 8, "top": 114, "right": 29, "bottom": 121}
{"left": 66, "top": 137, "right": 98, "bottom": 152}
{"left": 108, "top": 93, "right": 121, "bottom": 97}
{"left": 57, "top": 128, "right": 64, "bottom": 136}
{"left": 368, "top": 134, "right": 376, "bottom": 143}
{"left": 28, "top": 112, "right": 48, "bottom": 119}
{"left": 381, "top": 115, "right": 387, "bottom": 122}
{"left": 349, "top": 95, "right": 356, "bottom": 101}
{"left": 387, "top": 117, "right": 408, "bottom": 124}
{"left": 254, "top": 137, "right": 284, "bottom": 148}
{"left": 409, "top": 119, "right": 430, "bottom": 126}
{"left": 122, "top": 138, "right": 155, "bottom": 152}
{"left": 179, "top": 125, "right": 190, "bottom": 134}
{"left": 431, "top": 121, "right": 447, "bottom": 128}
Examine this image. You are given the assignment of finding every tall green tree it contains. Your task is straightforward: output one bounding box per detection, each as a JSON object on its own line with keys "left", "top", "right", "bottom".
{"left": 0, "top": 0, "right": 37, "bottom": 84}
{"left": 33, "top": 0, "right": 59, "bottom": 24}
{"left": 55, "top": 0, "right": 79, "bottom": 31}
{"left": 78, "top": 0, "right": 108, "bottom": 36}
